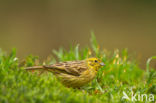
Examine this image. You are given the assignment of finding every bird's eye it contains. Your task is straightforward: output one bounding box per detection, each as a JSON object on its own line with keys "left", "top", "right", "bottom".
{"left": 94, "top": 60, "right": 98, "bottom": 63}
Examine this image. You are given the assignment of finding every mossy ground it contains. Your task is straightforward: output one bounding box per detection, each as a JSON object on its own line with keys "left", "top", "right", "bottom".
{"left": 0, "top": 34, "right": 155, "bottom": 103}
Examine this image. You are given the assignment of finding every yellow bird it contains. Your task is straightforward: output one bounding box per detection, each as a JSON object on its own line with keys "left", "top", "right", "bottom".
{"left": 26, "top": 57, "right": 105, "bottom": 88}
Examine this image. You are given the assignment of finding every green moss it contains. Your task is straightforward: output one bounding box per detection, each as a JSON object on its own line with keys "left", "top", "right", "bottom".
{"left": 0, "top": 35, "right": 155, "bottom": 103}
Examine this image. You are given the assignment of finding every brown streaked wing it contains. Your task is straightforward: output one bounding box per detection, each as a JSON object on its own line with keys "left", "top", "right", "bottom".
{"left": 43, "top": 60, "right": 88, "bottom": 76}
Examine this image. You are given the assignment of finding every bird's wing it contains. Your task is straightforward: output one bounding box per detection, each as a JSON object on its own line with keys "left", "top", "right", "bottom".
{"left": 44, "top": 61, "right": 88, "bottom": 76}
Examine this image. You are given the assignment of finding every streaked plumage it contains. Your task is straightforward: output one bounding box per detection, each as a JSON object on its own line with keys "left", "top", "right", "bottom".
{"left": 26, "top": 57, "right": 105, "bottom": 88}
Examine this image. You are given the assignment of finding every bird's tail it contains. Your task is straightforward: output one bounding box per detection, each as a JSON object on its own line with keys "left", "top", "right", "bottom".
{"left": 25, "top": 66, "right": 45, "bottom": 71}
{"left": 25, "top": 66, "right": 49, "bottom": 75}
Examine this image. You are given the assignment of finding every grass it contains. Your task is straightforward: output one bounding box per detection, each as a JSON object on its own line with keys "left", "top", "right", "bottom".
{"left": 0, "top": 34, "right": 155, "bottom": 103}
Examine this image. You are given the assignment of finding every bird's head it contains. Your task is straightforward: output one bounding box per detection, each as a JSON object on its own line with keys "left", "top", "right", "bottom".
{"left": 86, "top": 57, "right": 105, "bottom": 71}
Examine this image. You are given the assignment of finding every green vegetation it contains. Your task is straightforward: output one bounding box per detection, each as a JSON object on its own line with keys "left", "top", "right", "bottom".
{"left": 0, "top": 34, "right": 155, "bottom": 103}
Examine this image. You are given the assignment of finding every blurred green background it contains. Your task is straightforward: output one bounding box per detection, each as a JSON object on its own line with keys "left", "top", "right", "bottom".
{"left": 0, "top": 1, "right": 156, "bottom": 68}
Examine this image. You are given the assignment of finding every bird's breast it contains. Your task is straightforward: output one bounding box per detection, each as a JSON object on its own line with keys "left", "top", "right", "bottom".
{"left": 81, "top": 68, "right": 96, "bottom": 82}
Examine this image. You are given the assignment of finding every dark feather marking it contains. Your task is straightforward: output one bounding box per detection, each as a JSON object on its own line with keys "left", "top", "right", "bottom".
{"left": 65, "top": 65, "right": 70, "bottom": 68}
{"left": 42, "top": 60, "right": 87, "bottom": 77}
{"left": 43, "top": 65, "right": 81, "bottom": 76}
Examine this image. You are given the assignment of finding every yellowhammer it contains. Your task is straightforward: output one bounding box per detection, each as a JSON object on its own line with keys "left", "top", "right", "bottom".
{"left": 26, "top": 57, "right": 105, "bottom": 88}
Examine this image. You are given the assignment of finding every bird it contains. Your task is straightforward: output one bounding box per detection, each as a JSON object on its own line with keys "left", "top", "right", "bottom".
{"left": 25, "top": 57, "right": 105, "bottom": 88}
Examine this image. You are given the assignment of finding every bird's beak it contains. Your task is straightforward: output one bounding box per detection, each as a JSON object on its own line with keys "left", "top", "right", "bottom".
{"left": 100, "top": 62, "right": 105, "bottom": 66}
